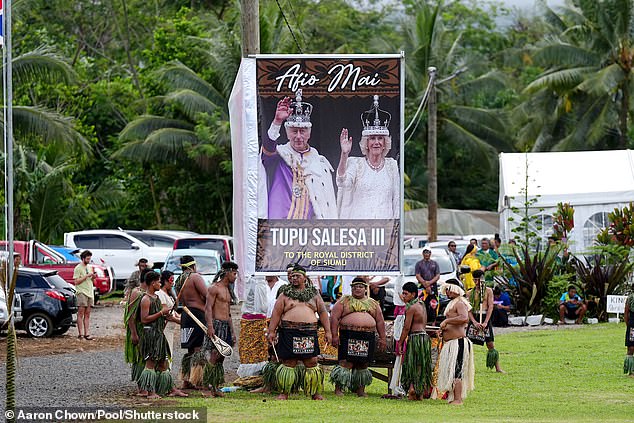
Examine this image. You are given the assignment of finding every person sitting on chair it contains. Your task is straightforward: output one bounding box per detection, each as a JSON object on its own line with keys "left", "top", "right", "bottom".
{"left": 558, "top": 285, "right": 587, "bottom": 325}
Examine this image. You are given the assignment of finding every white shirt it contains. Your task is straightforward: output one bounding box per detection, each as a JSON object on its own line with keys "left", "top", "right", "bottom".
{"left": 266, "top": 279, "right": 287, "bottom": 318}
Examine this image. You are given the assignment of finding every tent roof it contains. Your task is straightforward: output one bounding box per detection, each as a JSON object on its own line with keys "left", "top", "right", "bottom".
{"left": 404, "top": 208, "right": 499, "bottom": 235}
{"left": 498, "top": 150, "right": 634, "bottom": 209}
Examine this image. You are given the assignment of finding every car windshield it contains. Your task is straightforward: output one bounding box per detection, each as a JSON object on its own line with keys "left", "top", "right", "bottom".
{"left": 164, "top": 255, "right": 219, "bottom": 275}
{"left": 403, "top": 255, "right": 454, "bottom": 276}
{"left": 175, "top": 239, "right": 225, "bottom": 255}
{"left": 128, "top": 232, "right": 175, "bottom": 248}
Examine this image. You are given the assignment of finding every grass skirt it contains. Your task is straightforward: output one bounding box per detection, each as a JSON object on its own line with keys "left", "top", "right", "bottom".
{"left": 156, "top": 370, "right": 175, "bottom": 396}
{"left": 138, "top": 368, "right": 157, "bottom": 393}
{"left": 486, "top": 348, "right": 499, "bottom": 369}
{"left": 437, "top": 338, "right": 475, "bottom": 402}
{"left": 303, "top": 366, "right": 324, "bottom": 396}
{"left": 189, "top": 351, "right": 207, "bottom": 387}
{"left": 400, "top": 332, "right": 432, "bottom": 396}
{"left": 262, "top": 361, "right": 281, "bottom": 390}
{"left": 351, "top": 368, "right": 372, "bottom": 391}
{"left": 329, "top": 365, "right": 352, "bottom": 390}
{"left": 203, "top": 362, "right": 225, "bottom": 389}
{"left": 624, "top": 355, "right": 634, "bottom": 375}
{"left": 276, "top": 364, "right": 296, "bottom": 395}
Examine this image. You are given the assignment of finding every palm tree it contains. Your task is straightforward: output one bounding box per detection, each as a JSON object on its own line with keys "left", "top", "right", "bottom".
{"left": 0, "top": 48, "right": 108, "bottom": 241}
{"left": 114, "top": 5, "right": 294, "bottom": 231}
{"left": 520, "top": 0, "right": 634, "bottom": 150}
{"left": 397, "top": 0, "right": 514, "bottom": 209}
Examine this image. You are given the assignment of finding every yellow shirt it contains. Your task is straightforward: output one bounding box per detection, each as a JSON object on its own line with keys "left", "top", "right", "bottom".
{"left": 73, "top": 263, "right": 94, "bottom": 298}
{"left": 460, "top": 254, "right": 481, "bottom": 291}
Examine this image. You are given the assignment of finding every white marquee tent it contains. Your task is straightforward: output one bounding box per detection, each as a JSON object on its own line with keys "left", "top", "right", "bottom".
{"left": 498, "top": 150, "right": 634, "bottom": 252}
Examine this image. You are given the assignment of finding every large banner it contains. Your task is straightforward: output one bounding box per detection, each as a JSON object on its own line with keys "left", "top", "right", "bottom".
{"left": 254, "top": 55, "right": 403, "bottom": 274}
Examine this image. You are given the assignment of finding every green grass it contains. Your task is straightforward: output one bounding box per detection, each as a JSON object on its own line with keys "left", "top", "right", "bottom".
{"left": 172, "top": 324, "right": 634, "bottom": 422}
{"left": 98, "top": 289, "right": 124, "bottom": 304}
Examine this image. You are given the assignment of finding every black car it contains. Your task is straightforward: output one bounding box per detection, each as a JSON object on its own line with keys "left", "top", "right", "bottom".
{"left": 15, "top": 268, "right": 78, "bottom": 337}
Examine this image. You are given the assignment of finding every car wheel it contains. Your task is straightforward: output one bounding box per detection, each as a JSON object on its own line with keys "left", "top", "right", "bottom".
{"left": 53, "top": 325, "right": 71, "bottom": 336}
{"left": 25, "top": 313, "right": 54, "bottom": 338}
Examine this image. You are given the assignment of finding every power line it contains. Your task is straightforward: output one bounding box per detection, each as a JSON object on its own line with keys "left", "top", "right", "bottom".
{"left": 286, "top": 0, "right": 307, "bottom": 48}
{"left": 275, "top": 0, "right": 304, "bottom": 54}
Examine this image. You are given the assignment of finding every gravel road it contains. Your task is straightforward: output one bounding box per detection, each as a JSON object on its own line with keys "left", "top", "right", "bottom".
{"left": 0, "top": 303, "right": 243, "bottom": 413}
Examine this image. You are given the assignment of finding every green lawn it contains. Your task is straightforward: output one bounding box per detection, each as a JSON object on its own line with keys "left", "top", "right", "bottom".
{"left": 175, "top": 324, "right": 634, "bottom": 422}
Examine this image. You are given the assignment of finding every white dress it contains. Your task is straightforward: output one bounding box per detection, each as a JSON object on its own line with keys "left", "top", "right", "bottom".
{"left": 336, "top": 157, "right": 400, "bottom": 219}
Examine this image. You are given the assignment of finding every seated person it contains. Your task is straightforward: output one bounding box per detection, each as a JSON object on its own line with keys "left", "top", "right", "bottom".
{"left": 558, "top": 285, "right": 587, "bottom": 324}
{"left": 491, "top": 287, "right": 511, "bottom": 327}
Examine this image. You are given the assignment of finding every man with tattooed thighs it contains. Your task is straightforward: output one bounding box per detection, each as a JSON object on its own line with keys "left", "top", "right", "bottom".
{"left": 268, "top": 264, "right": 332, "bottom": 400}
{"left": 329, "top": 277, "right": 386, "bottom": 397}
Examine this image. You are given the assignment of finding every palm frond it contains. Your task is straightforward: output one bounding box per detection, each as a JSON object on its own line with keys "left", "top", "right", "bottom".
{"left": 533, "top": 44, "right": 599, "bottom": 67}
{"left": 164, "top": 89, "right": 219, "bottom": 122}
{"left": 523, "top": 66, "right": 596, "bottom": 93}
{"left": 9, "top": 106, "right": 91, "bottom": 155}
{"left": 156, "top": 61, "right": 226, "bottom": 111}
{"left": 576, "top": 63, "right": 624, "bottom": 96}
{"left": 114, "top": 128, "right": 198, "bottom": 162}
{"left": 11, "top": 47, "right": 76, "bottom": 86}
{"left": 119, "top": 115, "right": 194, "bottom": 142}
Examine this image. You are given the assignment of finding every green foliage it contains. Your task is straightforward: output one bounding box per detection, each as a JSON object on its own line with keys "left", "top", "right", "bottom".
{"left": 552, "top": 202, "right": 575, "bottom": 241}
{"left": 571, "top": 244, "right": 634, "bottom": 321}
{"left": 542, "top": 273, "right": 575, "bottom": 320}
{"left": 606, "top": 203, "right": 634, "bottom": 247}
{"left": 516, "top": 0, "right": 634, "bottom": 150}
{"left": 500, "top": 242, "right": 561, "bottom": 315}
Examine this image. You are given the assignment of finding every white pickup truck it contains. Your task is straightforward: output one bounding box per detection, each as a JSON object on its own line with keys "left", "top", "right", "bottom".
{"left": 64, "top": 229, "right": 175, "bottom": 286}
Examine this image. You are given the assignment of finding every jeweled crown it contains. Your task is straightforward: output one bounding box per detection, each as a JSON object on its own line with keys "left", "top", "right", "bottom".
{"left": 361, "top": 95, "right": 391, "bottom": 136}
{"left": 284, "top": 89, "right": 313, "bottom": 128}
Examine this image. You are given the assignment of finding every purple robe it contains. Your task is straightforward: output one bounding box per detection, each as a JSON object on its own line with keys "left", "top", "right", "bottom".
{"left": 261, "top": 133, "right": 314, "bottom": 219}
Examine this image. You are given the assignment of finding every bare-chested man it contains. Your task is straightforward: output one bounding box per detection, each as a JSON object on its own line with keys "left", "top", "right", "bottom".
{"left": 467, "top": 269, "right": 504, "bottom": 373}
{"left": 397, "top": 282, "right": 432, "bottom": 400}
{"left": 330, "top": 277, "right": 386, "bottom": 397}
{"left": 268, "top": 264, "right": 332, "bottom": 400}
{"left": 201, "top": 261, "right": 238, "bottom": 397}
{"left": 438, "top": 279, "right": 475, "bottom": 405}
{"left": 176, "top": 255, "right": 209, "bottom": 389}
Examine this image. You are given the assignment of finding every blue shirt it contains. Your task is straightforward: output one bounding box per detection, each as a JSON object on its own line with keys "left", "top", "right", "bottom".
{"left": 560, "top": 293, "right": 582, "bottom": 308}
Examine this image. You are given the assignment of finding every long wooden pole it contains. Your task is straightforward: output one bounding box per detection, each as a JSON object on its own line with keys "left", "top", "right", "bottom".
{"left": 240, "top": 0, "right": 259, "bottom": 56}
{"left": 426, "top": 67, "right": 437, "bottom": 242}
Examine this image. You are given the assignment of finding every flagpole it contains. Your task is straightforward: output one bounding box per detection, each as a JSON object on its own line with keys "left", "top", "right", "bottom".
{"left": 4, "top": 0, "right": 14, "bottom": 289}
{"left": 4, "top": 0, "right": 16, "bottom": 418}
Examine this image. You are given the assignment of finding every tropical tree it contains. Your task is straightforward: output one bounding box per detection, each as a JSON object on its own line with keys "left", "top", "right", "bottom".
{"left": 396, "top": 0, "right": 514, "bottom": 210}
{"left": 113, "top": 5, "right": 298, "bottom": 232}
{"left": 0, "top": 48, "right": 120, "bottom": 242}
{"left": 518, "top": 0, "right": 634, "bottom": 151}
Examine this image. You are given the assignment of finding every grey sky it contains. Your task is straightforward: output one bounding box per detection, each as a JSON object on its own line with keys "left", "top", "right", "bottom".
{"left": 502, "top": 0, "right": 565, "bottom": 9}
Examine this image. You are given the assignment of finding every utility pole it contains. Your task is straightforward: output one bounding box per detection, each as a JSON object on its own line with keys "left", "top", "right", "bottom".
{"left": 240, "top": 0, "right": 260, "bottom": 56}
{"left": 427, "top": 67, "right": 438, "bottom": 242}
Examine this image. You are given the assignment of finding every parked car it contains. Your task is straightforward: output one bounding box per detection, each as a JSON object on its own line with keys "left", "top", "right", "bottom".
{"left": 172, "top": 235, "right": 233, "bottom": 262}
{"left": 64, "top": 229, "right": 174, "bottom": 286}
{"left": 425, "top": 239, "right": 471, "bottom": 261}
{"left": 15, "top": 268, "right": 77, "bottom": 337}
{"left": 163, "top": 249, "right": 222, "bottom": 285}
{"left": 1, "top": 240, "right": 114, "bottom": 297}
{"left": 0, "top": 285, "right": 23, "bottom": 328}
{"left": 403, "top": 235, "right": 457, "bottom": 249}
{"left": 384, "top": 248, "right": 458, "bottom": 317}
{"left": 126, "top": 230, "right": 197, "bottom": 248}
